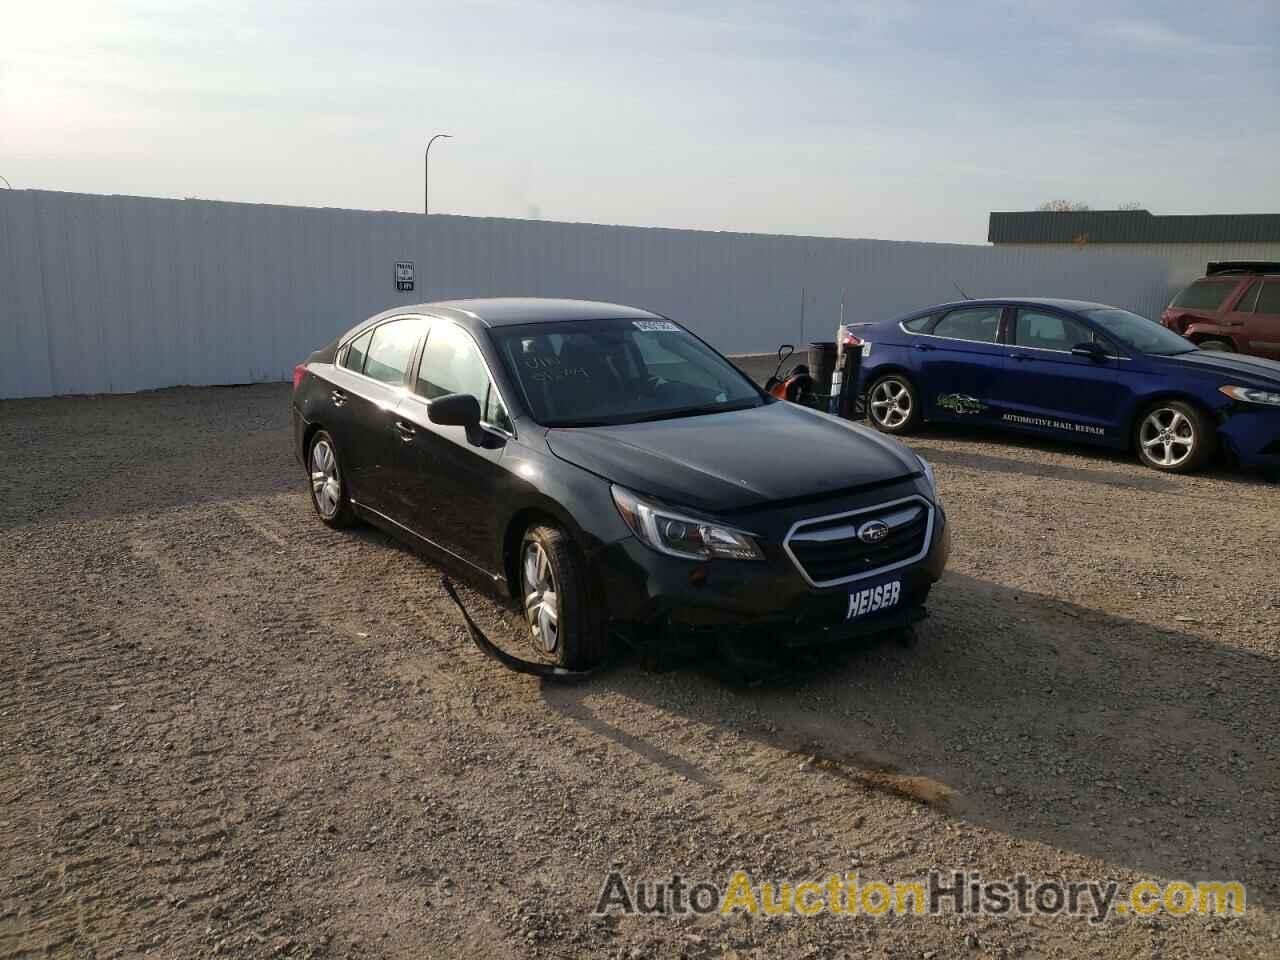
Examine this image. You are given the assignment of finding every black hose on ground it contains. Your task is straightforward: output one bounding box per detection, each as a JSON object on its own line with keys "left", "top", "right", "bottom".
{"left": 440, "top": 576, "right": 593, "bottom": 679}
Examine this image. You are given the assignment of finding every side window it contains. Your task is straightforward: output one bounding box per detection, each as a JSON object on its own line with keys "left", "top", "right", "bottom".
{"left": 932, "top": 307, "right": 1002, "bottom": 343}
{"left": 1014, "top": 310, "right": 1093, "bottom": 351}
{"left": 418, "top": 323, "right": 512, "bottom": 431}
{"left": 363, "top": 319, "right": 422, "bottom": 386}
{"left": 1171, "top": 281, "right": 1235, "bottom": 311}
{"left": 1254, "top": 281, "right": 1280, "bottom": 315}
{"left": 901, "top": 314, "right": 934, "bottom": 332}
{"left": 1233, "top": 282, "right": 1260, "bottom": 313}
{"left": 343, "top": 329, "right": 373, "bottom": 373}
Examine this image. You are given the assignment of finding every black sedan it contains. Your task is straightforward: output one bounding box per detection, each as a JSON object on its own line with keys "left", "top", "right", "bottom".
{"left": 291, "top": 299, "right": 950, "bottom": 668}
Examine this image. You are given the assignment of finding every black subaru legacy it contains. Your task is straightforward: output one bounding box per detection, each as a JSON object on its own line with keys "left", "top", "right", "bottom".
{"left": 291, "top": 298, "right": 950, "bottom": 668}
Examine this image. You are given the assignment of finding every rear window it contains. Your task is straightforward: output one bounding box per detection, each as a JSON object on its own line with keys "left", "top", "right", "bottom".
{"left": 343, "top": 329, "right": 373, "bottom": 372}
{"left": 901, "top": 314, "right": 934, "bottom": 332}
{"left": 932, "top": 306, "right": 1002, "bottom": 343}
{"left": 1171, "top": 281, "right": 1235, "bottom": 311}
{"left": 363, "top": 318, "right": 422, "bottom": 386}
{"left": 1255, "top": 281, "right": 1280, "bottom": 315}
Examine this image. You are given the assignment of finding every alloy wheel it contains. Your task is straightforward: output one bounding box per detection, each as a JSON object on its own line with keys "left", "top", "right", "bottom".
{"left": 310, "top": 439, "right": 342, "bottom": 518}
{"left": 521, "top": 541, "right": 559, "bottom": 654}
{"left": 870, "top": 379, "right": 912, "bottom": 428}
{"left": 1139, "top": 407, "right": 1196, "bottom": 468}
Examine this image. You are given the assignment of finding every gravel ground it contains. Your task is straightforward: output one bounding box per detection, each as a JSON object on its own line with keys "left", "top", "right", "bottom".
{"left": 2, "top": 381, "right": 1279, "bottom": 960}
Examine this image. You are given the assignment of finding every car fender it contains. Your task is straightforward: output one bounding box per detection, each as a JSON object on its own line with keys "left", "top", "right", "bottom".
{"left": 857, "top": 355, "right": 920, "bottom": 398}
{"left": 491, "top": 445, "right": 630, "bottom": 600}
{"left": 1123, "top": 385, "right": 1230, "bottom": 441}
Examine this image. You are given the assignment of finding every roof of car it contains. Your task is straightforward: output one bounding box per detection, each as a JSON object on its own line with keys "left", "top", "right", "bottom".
{"left": 905, "top": 297, "right": 1117, "bottom": 315}
{"left": 410, "top": 297, "right": 665, "bottom": 327}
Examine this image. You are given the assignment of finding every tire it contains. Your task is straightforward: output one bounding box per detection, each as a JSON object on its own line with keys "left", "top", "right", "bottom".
{"left": 1196, "top": 338, "right": 1235, "bottom": 352}
{"left": 1134, "top": 400, "right": 1216, "bottom": 474}
{"left": 866, "top": 374, "right": 922, "bottom": 435}
{"left": 519, "top": 524, "right": 605, "bottom": 669}
{"left": 307, "top": 430, "right": 357, "bottom": 527}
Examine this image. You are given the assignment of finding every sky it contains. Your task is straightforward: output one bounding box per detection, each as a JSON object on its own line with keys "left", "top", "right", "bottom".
{"left": 2, "top": 0, "right": 1278, "bottom": 243}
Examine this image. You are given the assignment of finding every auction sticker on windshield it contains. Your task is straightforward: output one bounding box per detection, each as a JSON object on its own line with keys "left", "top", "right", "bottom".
{"left": 847, "top": 579, "right": 901, "bottom": 621}
{"left": 632, "top": 320, "right": 680, "bottom": 332}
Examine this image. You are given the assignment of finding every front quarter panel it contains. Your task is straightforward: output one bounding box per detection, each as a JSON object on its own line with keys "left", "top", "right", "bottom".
{"left": 492, "top": 438, "right": 633, "bottom": 593}
{"left": 1118, "top": 356, "right": 1280, "bottom": 467}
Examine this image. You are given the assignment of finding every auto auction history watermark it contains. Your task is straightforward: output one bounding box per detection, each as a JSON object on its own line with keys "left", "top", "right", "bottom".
{"left": 594, "top": 870, "right": 1246, "bottom": 924}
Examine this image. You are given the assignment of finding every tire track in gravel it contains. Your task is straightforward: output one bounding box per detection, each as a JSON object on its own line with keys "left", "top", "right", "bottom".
{"left": 2, "top": 529, "right": 269, "bottom": 957}
{"left": 104, "top": 498, "right": 554, "bottom": 955}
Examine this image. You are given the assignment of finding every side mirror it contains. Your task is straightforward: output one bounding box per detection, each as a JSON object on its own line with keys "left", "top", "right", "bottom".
{"left": 1070, "top": 341, "right": 1106, "bottom": 362}
{"left": 428, "top": 393, "right": 481, "bottom": 427}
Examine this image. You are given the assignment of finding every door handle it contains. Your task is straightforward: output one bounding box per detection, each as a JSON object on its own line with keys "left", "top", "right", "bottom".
{"left": 914, "top": 343, "right": 935, "bottom": 352}
{"left": 331, "top": 389, "right": 348, "bottom": 406}
{"left": 394, "top": 420, "right": 417, "bottom": 441}
{"left": 1010, "top": 354, "right": 1031, "bottom": 362}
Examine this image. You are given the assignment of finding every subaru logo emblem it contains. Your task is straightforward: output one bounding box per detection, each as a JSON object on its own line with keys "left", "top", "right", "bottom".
{"left": 857, "top": 520, "right": 889, "bottom": 544}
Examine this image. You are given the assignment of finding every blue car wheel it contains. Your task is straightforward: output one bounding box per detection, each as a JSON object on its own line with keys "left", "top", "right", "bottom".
{"left": 867, "top": 374, "right": 922, "bottom": 435}
{"left": 1134, "top": 400, "right": 1216, "bottom": 474}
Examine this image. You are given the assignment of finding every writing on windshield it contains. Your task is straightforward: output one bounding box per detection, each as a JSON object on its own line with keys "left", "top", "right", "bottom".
{"left": 494, "top": 318, "right": 762, "bottom": 426}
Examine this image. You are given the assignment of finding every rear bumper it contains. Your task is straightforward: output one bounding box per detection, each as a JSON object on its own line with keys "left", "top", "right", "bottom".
{"left": 590, "top": 506, "right": 950, "bottom": 643}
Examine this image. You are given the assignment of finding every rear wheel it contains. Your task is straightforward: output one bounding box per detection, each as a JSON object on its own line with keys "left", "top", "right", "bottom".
{"left": 867, "top": 374, "right": 922, "bottom": 435}
{"left": 307, "top": 430, "right": 357, "bottom": 527}
{"left": 520, "top": 525, "right": 605, "bottom": 669}
{"left": 1135, "top": 401, "right": 1216, "bottom": 474}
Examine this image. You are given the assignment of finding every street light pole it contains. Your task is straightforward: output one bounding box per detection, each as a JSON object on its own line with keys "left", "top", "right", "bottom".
{"left": 424, "top": 133, "right": 452, "bottom": 214}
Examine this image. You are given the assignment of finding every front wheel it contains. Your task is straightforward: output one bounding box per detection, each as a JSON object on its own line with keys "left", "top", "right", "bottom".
{"left": 866, "top": 374, "right": 922, "bottom": 435}
{"left": 1196, "top": 338, "right": 1235, "bottom": 352}
{"left": 1135, "top": 401, "right": 1216, "bottom": 473}
{"left": 520, "top": 525, "right": 605, "bottom": 669}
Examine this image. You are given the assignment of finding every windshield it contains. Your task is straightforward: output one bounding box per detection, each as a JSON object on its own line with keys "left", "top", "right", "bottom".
{"left": 492, "top": 317, "right": 764, "bottom": 427}
{"left": 1083, "top": 307, "right": 1197, "bottom": 356}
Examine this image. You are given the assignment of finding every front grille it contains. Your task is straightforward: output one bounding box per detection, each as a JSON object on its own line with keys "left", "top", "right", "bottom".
{"left": 784, "top": 496, "right": 932, "bottom": 587}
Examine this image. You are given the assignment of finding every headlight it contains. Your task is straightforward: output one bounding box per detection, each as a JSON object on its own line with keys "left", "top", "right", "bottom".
{"left": 917, "top": 455, "right": 937, "bottom": 490}
{"left": 611, "top": 485, "right": 763, "bottom": 561}
{"left": 1220, "top": 385, "right": 1280, "bottom": 406}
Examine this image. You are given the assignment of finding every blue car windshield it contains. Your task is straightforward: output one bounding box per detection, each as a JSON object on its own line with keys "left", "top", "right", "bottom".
{"left": 492, "top": 317, "right": 764, "bottom": 427}
{"left": 1083, "top": 307, "right": 1197, "bottom": 356}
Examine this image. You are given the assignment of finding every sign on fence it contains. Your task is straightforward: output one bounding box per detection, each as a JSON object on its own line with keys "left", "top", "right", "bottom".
{"left": 395, "top": 261, "right": 415, "bottom": 292}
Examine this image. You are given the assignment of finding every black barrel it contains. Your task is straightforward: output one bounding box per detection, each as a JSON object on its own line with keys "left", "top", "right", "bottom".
{"left": 807, "top": 341, "right": 838, "bottom": 397}
{"left": 837, "top": 341, "right": 863, "bottom": 420}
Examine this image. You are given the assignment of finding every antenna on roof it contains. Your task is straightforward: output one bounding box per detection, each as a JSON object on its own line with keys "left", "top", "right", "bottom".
{"left": 952, "top": 281, "right": 972, "bottom": 300}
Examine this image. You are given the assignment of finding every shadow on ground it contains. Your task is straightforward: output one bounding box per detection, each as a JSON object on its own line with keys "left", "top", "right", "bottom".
{"left": 539, "top": 571, "right": 1279, "bottom": 903}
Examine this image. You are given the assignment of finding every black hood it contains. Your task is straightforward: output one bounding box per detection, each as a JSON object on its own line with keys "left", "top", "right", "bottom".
{"left": 1149, "top": 349, "right": 1280, "bottom": 386}
{"left": 544, "top": 401, "right": 921, "bottom": 514}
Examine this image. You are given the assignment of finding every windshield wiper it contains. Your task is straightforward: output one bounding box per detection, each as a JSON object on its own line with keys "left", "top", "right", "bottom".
{"left": 628, "top": 400, "right": 759, "bottom": 424}
{"left": 543, "top": 399, "right": 759, "bottom": 428}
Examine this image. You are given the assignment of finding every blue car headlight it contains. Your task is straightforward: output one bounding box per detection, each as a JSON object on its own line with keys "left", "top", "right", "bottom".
{"left": 1220, "top": 385, "right": 1280, "bottom": 407}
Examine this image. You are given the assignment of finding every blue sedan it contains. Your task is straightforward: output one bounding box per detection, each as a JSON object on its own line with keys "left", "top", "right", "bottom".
{"left": 855, "top": 298, "right": 1280, "bottom": 475}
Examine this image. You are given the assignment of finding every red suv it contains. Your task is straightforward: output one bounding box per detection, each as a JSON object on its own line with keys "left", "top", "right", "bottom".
{"left": 1161, "top": 261, "right": 1280, "bottom": 360}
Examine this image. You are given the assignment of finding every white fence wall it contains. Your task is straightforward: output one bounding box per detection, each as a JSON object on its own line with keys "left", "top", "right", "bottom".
{"left": 0, "top": 189, "right": 1178, "bottom": 399}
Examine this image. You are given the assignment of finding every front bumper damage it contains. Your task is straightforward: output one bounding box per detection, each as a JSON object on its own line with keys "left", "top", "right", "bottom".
{"left": 1216, "top": 404, "right": 1280, "bottom": 473}
{"left": 591, "top": 499, "right": 951, "bottom": 647}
